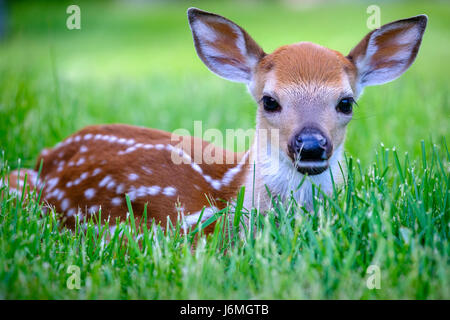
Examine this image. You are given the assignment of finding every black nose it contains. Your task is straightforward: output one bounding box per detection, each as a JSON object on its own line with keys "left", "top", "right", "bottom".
{"left": 291, "top": 128, "right": 329, "bottom": 161}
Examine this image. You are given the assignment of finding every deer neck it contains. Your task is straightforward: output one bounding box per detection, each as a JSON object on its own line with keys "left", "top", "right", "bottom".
{"left": 244, "top": 128, "right": 345, "bottom": 212}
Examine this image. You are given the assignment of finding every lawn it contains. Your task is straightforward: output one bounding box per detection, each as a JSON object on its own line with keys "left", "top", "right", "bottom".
{"left": 0, "top": 0, "right": 449, "bottom": 299}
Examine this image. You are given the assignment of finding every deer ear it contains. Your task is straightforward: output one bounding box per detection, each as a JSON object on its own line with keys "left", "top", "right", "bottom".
{"left": 187, "top": 7, "right": 265, "bottom": 83}
{"left": 347, "top": 15, "right": 427, "bottom": 94}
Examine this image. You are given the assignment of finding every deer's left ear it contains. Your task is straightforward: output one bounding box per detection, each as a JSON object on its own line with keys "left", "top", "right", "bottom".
{"left": 188, "top": 7, "right": 266, "bottom": 83}
{"left": 347, "top": 15, "right": 427, "bottom": 93}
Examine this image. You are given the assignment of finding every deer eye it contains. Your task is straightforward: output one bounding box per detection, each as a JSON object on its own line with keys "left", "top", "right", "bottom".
{"left": 336, "top": 97, "right": 354, "bottom": 115}
{"left": 262, "top": 96, "right": 281, "bottom": 112}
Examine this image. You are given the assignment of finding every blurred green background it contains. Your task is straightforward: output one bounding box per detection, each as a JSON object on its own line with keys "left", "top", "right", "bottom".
{"left": 0, "top": 0, "right": 448, "bottom": 169}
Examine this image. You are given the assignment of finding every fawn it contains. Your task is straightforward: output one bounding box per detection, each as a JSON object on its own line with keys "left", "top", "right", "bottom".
{"left": 4, "top": 8, "right": 427, "bottom": 232}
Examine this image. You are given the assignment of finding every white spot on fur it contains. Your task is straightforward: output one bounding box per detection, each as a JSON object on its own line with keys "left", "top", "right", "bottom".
{"left": 84, "top": 188, "right": 96, "bottom": 200}
{"left": 56, "top": 189, "right": 65, "bottom": 201}
{"left": 116, "top": 183, "right": 125, "bottom": 194}
{"left": 76, "top": 157, "right": 85, "bottom": 166}
{"left": 162, "top": 186, "right": 176, "bottom": 197}
{"left": 46, "top": 177, "right": 59, "bottom": 192}
{"left": 61, "top": 199, "right": 70, "bottom": 211}
{"left": 191, "top": 163, "right": 203, "bottom": 174}
{"left": 80, "top": 145, "right": 88, "bottom": 153}
{"left": 57, "top": 161, "right": 65, "bottom": 172}
{"left": 166, "top": 144, "right": 174, "bottom": 152}
{"left": 141, "top": 166, "right": 152, "bottom": 175}
{"left": 88, "top": 205, "right": 98, "bottom": 214}
{"left": 211, "top": 180, "right": 221, "bottom": 190}
{"left": 109, "top": 225, "right": 117, "bottom": 235}
{"left": 127, "top": 188, "right": 137, "bottom": 201}
{"left": 125, "top": 146, "right": 137, "bottom": 154}
{"left": 182, "top": 206, "right": 217, "bottom": 231}
{"left": 111, "top": 197, "right": 122, "bottom": 206}
{"left": 147, "top": 186, "right": 161, "bottom": 196}
{"left": 106, "top": 180, "right": 116, "bottom": 190}
{"left": 221, "top": 152, "right": 249, "bottom": 185}
{"left": 80, "top": 172, "right": 89, "bottom": 180}
{"left": 99, "top": 175, "right": 112, "bottom": 188}
{"left": 137, "top": 186, "right": 148, "bottom": 197}
{"left": 128, "top": 173, "right": 139, "bottom": 181}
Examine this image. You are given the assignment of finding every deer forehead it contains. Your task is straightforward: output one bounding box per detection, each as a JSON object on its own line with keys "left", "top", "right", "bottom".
{"left": 254, "top": 42, "right": 357, "bottom": 97}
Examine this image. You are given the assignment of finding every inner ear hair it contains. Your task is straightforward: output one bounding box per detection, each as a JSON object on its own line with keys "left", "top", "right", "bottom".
{"left": 187, "top": 7, "right": 266, "bottom": 83}
{"left": 347, "top": 15, "right": 428, "bottom": 90}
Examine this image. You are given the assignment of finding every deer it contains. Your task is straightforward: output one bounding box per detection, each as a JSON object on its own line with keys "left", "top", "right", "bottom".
{"left": 2, "top": 8, "right": 427, "bottom": 234}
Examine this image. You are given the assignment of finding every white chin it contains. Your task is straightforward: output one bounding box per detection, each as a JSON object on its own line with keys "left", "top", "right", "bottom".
{"left": 295, "top": 160, "right": 329, "bottom": 175}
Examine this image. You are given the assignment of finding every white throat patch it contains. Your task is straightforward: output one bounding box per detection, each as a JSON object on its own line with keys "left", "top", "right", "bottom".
{"left": 259, "top": 143, "right": 344, "bottom": 208}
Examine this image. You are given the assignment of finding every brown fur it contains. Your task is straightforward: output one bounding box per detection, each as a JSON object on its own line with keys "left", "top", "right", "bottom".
{"left": 8, "top": 124, "right": 249, "bottom": 231}
{"left": 258, "top": 43, "right": 354, "bottom": 88}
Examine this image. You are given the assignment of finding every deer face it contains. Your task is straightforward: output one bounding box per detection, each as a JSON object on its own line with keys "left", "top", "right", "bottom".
{"left": 188, "top": 8, "right": 427, "bottom": 175}
{"left": 250, "top": 43, "right": 357, "bottom": 174}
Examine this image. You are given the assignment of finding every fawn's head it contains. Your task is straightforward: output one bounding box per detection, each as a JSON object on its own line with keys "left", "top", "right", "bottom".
{"left": 188, "top": 8, "right": 427, "bottom": 175}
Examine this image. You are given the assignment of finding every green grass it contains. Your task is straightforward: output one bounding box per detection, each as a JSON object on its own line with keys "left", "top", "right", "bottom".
{"left": 0, "top": 0, "right": 449, "bottom": 299}
{"left": 1, "top": 142, "right": 448, "bottom": 299}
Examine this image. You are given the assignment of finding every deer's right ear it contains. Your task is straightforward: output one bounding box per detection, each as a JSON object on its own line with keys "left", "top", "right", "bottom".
{"left": 187, "top": 8, "right": 265, "bottom": 83}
